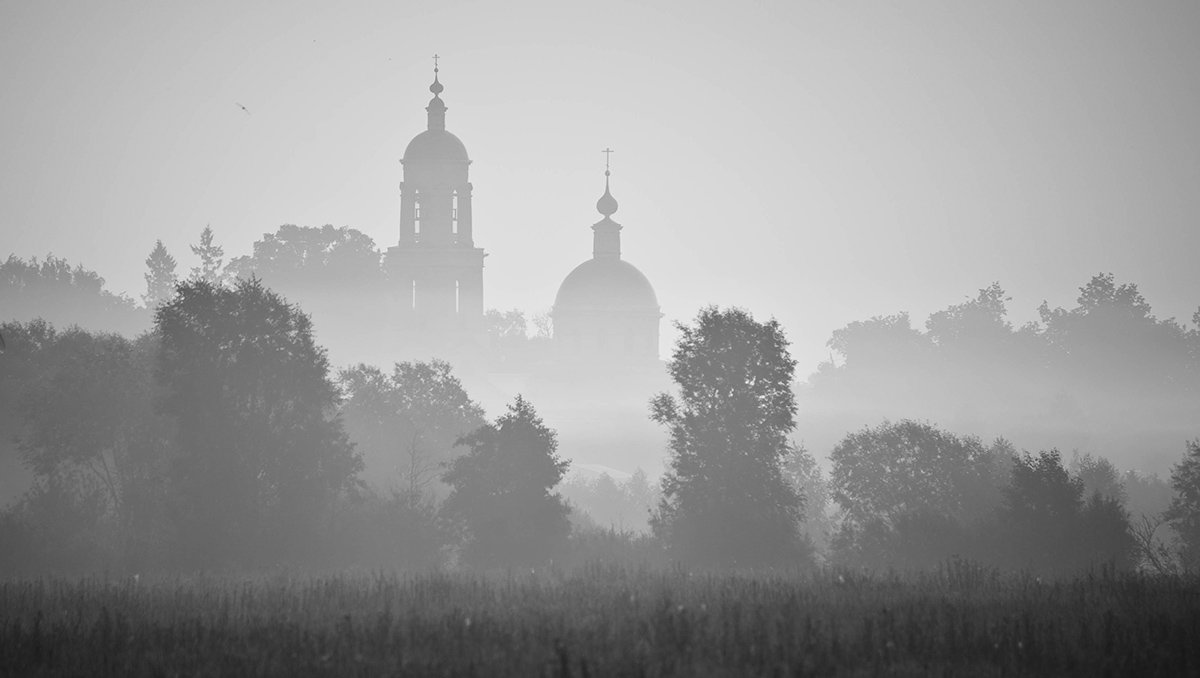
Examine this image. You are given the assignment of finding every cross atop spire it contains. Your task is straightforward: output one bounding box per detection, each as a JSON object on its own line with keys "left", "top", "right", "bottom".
{"left": 429, "top": 54, "right": 445, "bottom": 98}
{"left": 596, "top": 148, "right": 619, "bottom": 218}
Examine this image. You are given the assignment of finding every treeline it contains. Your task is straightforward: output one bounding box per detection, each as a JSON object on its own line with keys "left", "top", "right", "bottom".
{"left": 4, "top": 244, "right": 1200, "bottom": 574}
{"left": 800, "top": 277, "right": 1200, "bottom": 473}
{"left": 5, "top": 225, "right": 550, "bottom": 368}
{"left": 3, "top": 285, "right": 1200, "bottom": 575}
{"left": 0, "top": 278, "right": 582, "bottom": 573}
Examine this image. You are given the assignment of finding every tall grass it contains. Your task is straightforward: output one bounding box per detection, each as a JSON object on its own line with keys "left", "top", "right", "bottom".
{"left": 2, "top": 565, "right": 1198, "bottom": 676}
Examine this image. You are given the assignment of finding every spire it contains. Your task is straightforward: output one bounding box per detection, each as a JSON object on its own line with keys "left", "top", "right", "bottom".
{"left": 592, "top": 148, "right": 622, "bottom": 259}
{"left": 426, "top": 54, "right": 447, "bottom": 131}
{"left": 596, "top": 147, "right": 619, "bottom": 216}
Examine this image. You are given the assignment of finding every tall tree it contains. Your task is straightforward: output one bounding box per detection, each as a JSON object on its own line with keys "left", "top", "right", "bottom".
{"left": 441, "top": 395, "right": 570, "bottom": 568}
{"left": 1167, "top": 440, "right": 1200, "bottom": 571}
{"left": 3, "top": 322, "right": 172, "bottom": 570}
{"left": 650, "top": 306, "right": 809, "bottom": 567}
{"left": 189, "top": 225, "right": 226, "bottom": 286}
{"left": 143, "top": 240, "right": 178, "bottom": 309}
{"left": 999, "top": 449, "right": 1135, "bottom": 573}
{"left": 156, "top": 278, "right": 360, "bottom": 565}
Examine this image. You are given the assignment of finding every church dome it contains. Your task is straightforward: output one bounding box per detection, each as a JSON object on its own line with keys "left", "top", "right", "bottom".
{"left": 554, "top": 257, "right": 659, "bottom": 311}
{"left": 403, "top": 129, "right": 470, "bottom": 165}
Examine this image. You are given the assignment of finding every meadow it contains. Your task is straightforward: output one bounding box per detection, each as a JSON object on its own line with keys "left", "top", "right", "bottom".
{"left": 2, "top": 563, "right": 1198, "bottom": 677}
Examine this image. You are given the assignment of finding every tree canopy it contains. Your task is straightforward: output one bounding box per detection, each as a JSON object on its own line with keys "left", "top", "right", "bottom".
{"left": 143, "top": 240, "right": 178, "bottom": 309}
{"left": 651, "top": 306, "right": 809, "bottom": 567}
{"left": 441, "top": 395, "right": 570, "bottom": 568}
{"left": 339, "top": 360, "right": 486, "bottom": 496}
{"left": 226, "top": 224, "right": 383, "bottom": 292}
{"left": 1, "top": 254, "right": 147, "bottom": 335}
{"left": 155, "top": 277, "right": 360, "bottom": 565}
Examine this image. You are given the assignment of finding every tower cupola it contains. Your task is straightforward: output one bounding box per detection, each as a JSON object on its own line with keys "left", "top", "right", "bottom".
{"left": 592, "top": 148, "right": 622, "bottom": 259}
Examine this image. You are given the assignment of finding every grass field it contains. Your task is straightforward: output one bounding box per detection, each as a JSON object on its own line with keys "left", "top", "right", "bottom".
{"left": 3, "top": 563, "right": 1198, "bottom": 676}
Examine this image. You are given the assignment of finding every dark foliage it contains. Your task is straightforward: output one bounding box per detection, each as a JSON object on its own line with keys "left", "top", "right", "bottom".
{"left": 0, "top": 254, "right": 148, "bottom": 335}
{"left": 0, "top": 322, "right": 173, "bottom": 572}
{"left": 651, "top": 306, "right": 811, "bottom": 568}
{"left": 828, "top": 420, "right": 1010, "bottom": 569}
{"left": 996, "top": 450, "right": 1137, "bottom": 573}
{"left": 1167, "top": 440, "right": 1200, "bottom": 570}
{"left": 441, "top": 395, "right": 571, "bottom": 568}
{"left": 155, "top": 278, "right": 361, "bottom": 566}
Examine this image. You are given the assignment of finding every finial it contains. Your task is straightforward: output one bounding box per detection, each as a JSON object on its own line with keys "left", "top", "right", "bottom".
{"left": 596, "top": 148, "right": 618, "bottom": 217}
{"left": 430, "top": 54, "right": 444, "bottom": 95}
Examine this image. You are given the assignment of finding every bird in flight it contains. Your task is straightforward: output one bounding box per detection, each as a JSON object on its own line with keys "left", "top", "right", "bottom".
{"left": 235, "top": 102, "right": 251, "bottom": 115}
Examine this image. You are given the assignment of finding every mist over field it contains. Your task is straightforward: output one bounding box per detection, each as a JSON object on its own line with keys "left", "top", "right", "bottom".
{"left": 3, "top": 2, "right": 1200, "bottom": 675}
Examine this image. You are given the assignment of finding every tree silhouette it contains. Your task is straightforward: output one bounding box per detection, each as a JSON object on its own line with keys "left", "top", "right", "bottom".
{"left": 831, "top": 421, "right": 1010, "bottom": 529}
{"left": 441, "top": 395, "right": 570, "bottom": 568}
{"left": 650, "top": 306, "right": 808, "bottom": 568}
{"left": 155, "top": 277, "right": 360, "bottom": 565}
{"left": 828, "top": 420, "right": 1010, "bottom": 568}
{"left": 1167, "top": 440, "right": 1200, "bottom": 570}
{"left": 1, "top": 255, "right": 145, "bottom": 335}
{"left": 226, "top": 224, "right": 383, "bottom": 292}
{"left": 189, "top": 225, "right": 227, "bottom": 286}
{"left": 142, "top": 240, "right": 178, "bottom": 309}
{"left": 999, "top": 449, "right": 1135, "bottom": 573}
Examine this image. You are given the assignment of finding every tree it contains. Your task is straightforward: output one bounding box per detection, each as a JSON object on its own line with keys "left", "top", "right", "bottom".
{"left": 155, "top": 277, "right": 360, "bottom": 565}
{"left": 142, "top": 240, "right": 178, "bottom": 309}
{"left": 650, "top": 306, "right": 808, "bottom": 567}
{"left": 1167, "top": 440, "right": 1200, "bottom": 570}
{"left": 226, "top": 224, "right": 383, "bottom": 291}
{"left": 783, "top": 442, "right": 835, "bottom": 555}
{"left": 828, "top": 421, "right": 1010, "bottom": 568}
{"left": 999, "top": 449, "right": 1134, "bottom": 573}
{"left": 1037, "top": 273, "right": 1195, "bottom": 393}
{"left": 3, "top": 322, "right": 173, "bottom": 571}
{"left": 830, "top": 421, "right": 1009, "bottom": 530}
{"left": 441, "top": 395, "right": 570, "bottom": 568}
{"left": 1069, "top": 451, "right": 1126, "bottom": 504}
{"left": 189, "top": 225, "right": 227, "bottom": 286}
{"left": 1, "top": 254, "right": 146, "bottom": 335}
{"left": 339, "top": 360, "right": 486, "bottom": 497}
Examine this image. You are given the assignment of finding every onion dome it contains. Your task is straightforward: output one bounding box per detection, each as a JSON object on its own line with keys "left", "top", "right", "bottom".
{"left": 401, "top": 62, "right": 469, "bottom": 166}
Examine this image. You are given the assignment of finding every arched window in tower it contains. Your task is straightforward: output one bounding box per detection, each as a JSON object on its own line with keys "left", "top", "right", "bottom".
{"left": 451, "top": 192, "right": 459, "bottom": 240}
{"left": 411, "top": 279, "right": 417, "bottom": 311}
{"left": 413, "top": 195, "right": 421, "bottom": 239}
{"left": 455, "top": 280, "right": 461, "bottom": 315}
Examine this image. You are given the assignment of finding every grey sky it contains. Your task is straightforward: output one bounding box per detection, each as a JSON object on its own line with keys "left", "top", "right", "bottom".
{"left": 3, "top": 1, "right": 1198, "bottom": 371}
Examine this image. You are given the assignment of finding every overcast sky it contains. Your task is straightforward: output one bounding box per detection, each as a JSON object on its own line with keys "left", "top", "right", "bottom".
{"left": 3, "top": 1, "right": 1198, "bottom": 372}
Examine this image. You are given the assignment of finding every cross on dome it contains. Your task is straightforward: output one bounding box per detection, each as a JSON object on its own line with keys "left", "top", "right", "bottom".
{"left": 597, "top": 148, "right": 618, "bottom": 216}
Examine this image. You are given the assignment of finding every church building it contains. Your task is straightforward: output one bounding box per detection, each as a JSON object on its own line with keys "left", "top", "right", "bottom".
{"left": 553, "top": 159, "right": 662, "bottom": 370}
{"left": 389, "top": 64, "right": 662, "bottom": 371}
{"left": 386, "top": 66, "right": 486, "bottom": 353}
{"left": 386, "top": 63, "right": 669, "bottom": 473}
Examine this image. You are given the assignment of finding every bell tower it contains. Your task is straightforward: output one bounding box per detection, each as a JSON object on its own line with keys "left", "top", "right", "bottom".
{"left": 387, "top": 57, "right": 486, "bottom": 339}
